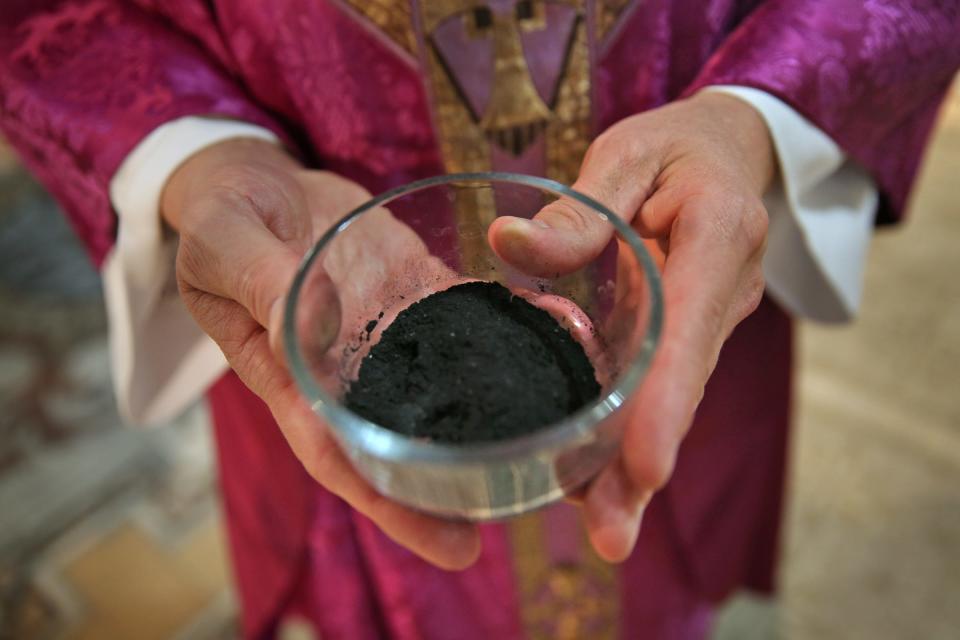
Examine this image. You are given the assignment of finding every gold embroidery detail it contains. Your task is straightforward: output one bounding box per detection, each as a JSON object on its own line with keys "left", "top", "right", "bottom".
{"left": 421, "top": 27, "right": 496, "bottom": 275}
{"left": 449, "top": 180, "right": 500, "bottom": 279}
{"left": 508, "top": 511, "right": 619, "bottom": 639}
{"left": 416, "top": 0, "right": 597, "bottom": 292}
{"left": 336, "top": 3, "right": 621, "bottom": 628}
{"left": 543, "top": 9, "right": 595, "bottom": 312}
{"left": 517, "top": 0, "right": 548, "bottom": 32}
{"left": 478, "top": 10, "right": 552, "bottom": 156}
{"left": 420, "top": 0, "right": 476, "bottom": 34}
{"left": 545, "top": 12, "right": 590, "bottom": 185}
{"left": 341, "top": 0, "right": 418, "bottom": 55}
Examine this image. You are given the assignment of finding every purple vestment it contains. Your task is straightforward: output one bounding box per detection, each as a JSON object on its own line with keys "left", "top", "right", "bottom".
{"left": 2, "top": 1, "right": 957, "bottom": 637}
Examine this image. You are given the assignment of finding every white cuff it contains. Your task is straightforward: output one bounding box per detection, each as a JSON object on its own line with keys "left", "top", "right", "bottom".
{"left": 103, "top": 92, "right": 878, "bottom": 422}
{"left": 104, "top": 117, "right": 280, "bottom": 425}
{"left": 703, "top": 86, "right": 879, "bottom": 323}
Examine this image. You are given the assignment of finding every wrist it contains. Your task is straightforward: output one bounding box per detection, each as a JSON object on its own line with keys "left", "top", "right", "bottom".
{"left": 689, "top": 91, "right": 776, "bottom": 194}
{"left": 160, "top": 138, "right": 300, "bottom": 231}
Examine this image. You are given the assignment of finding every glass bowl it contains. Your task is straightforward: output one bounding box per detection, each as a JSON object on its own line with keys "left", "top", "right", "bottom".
{"left": 284, "top": 172, "right": 662, "bottom": 520}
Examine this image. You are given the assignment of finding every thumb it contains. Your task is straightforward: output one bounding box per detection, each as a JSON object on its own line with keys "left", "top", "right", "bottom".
{"left": 487, "top": 150, "right": 657, "bottom": 277}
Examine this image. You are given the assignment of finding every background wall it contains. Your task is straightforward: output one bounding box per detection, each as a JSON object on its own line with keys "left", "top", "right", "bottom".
{"left": 1, "top": 80, "right": 958, "bottom": 639}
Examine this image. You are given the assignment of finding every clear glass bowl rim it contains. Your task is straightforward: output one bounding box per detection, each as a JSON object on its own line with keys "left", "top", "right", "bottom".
{"left": 283, "top": 172, "right": 664, "bottom": 464}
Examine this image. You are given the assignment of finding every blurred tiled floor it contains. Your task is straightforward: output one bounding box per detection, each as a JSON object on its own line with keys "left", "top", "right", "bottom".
{"left": 778, "top": 84, "right": 960, "bottom": 639}
{"left": 0, "top": 162, "right": 234, "bottom": 638}
{"left": 1, "top": 82, "right": 959, "bottom": 639}
{"left": 715, "top": 81, "right": 960, "bottom": 639}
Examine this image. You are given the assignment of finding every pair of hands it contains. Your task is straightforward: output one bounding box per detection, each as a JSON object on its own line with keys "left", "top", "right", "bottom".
{"left": 161, "top": 92, "right": 773, "bottom": 570}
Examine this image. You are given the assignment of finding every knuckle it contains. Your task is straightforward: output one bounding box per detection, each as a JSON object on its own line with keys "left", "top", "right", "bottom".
{"left": 543, "top": 198, "right": 596, "bottom": 234}
{"left": 205, "top": 302, "right": 251, "bottom": 352}
{"left": 746, "top": 268, "right": 766, "bottom": 305}
{"left": 705, "top": 193, "right": 768, "bottom": 255}
{"left": 174, "top": 232, "right": 216, "bottom": 288}
{"left": 643, "top": 447, "right": 678, "bottom": 491}
{"left": 236, "top": 255, "right": 273, "bottom": 321}
{"left": 198, "top": 164, "right": 305, "bottom": 236}
{"left": 177, "top": 286, "right": 211, "bottom": 324}
{"left": 738, "top": 267, "right": 767, "bottom": 320}
{"left": 222, "top": 329, "right": 256, "bottom": 369}
{"left": 593, "top": 115, "right": 657, "bottom": 159}
{"left": 312, "top": 170, "right": 372, "bottom": 204}
{"left": 590, "top": 131, "right": 651, "bottom": 178}
{"left": 226, "top": 329, "right": 280, "bottom": 395}
{"left": 706, "top": 207, "right": 739, "bottom": 244}
{"left": 208, "top": 163, "right": 290, "bottom": 206}
{"left": 742, "top": 199, "right": 769, "bottom": 252}
{"left": 588, "top": 127, "right": 618, "bottom": 157}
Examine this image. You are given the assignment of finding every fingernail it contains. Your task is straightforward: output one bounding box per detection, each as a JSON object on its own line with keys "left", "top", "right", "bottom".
{"left": 630, "top": 501, "right": 646, "bottom": 532}
{"left": 500, "top": 218, "right": 533, "bottom": 236}
{"left": 439, "top": 524, "right": 481, "bottom": 569}
{"left": 614, "top": 500, "right": 646, "bottom": 559}
{"left": 500, "top": 218, "right": 549, "bottom": 237}
{"left": 591, "top": 503, "right": 644, "bottom": 564}
{"left": 595, "top": 466, "right": 648, "bottom": 558}
{"left": 612, "top": 492, "right": 645, "bottom": 536}
{"left": 440, "top": 523, "right": 474, "bottom": 550}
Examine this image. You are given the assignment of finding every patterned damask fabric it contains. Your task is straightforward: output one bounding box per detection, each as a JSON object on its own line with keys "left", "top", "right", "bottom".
{"left": 0, "top": 1, "right": 288, "bottom": 265}
{"left": 682, "top": 0, "right": 960, "bottom": 221}
{"left": 2, "top": 1, "right": 956, "bottom": 263}
{"left": 1, "top": 2, "right": 958, "bottom": 638}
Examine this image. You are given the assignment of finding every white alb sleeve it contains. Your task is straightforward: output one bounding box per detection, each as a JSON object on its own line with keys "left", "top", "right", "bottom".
{"left": 702, "top": 85, "right": 880, "bottom": 323}
{"left": 104, "top": 117, "right": 280, "bottom": 425}
{"left": 104, "top": 92, "right": 878, "bottom": 423}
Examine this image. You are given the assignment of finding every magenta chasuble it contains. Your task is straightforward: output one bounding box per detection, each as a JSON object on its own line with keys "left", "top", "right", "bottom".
{"left": 2, "top": 1, "right": 957, "bottom": 638}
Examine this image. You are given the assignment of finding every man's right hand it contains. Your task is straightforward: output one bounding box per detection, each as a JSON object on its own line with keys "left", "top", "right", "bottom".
{"left": 160, "top": 138, "right": 482, "bottom": 570}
